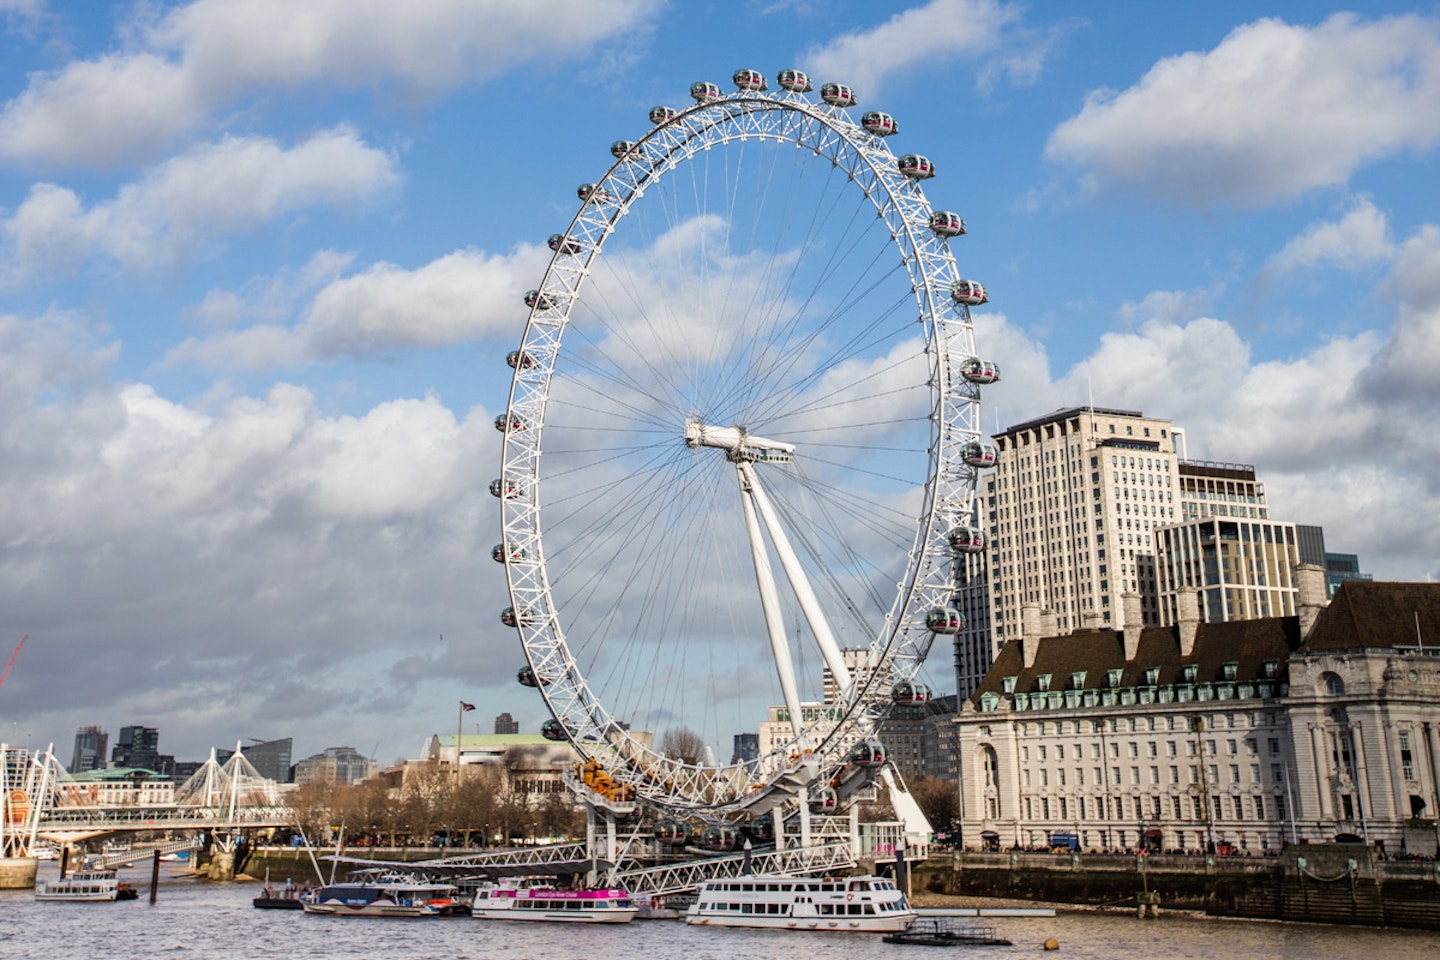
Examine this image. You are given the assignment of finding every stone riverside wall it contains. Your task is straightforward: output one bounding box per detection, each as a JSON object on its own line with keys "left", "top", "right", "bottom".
{"left": 914, "top": 845, "right": 1440, "bottom": 930}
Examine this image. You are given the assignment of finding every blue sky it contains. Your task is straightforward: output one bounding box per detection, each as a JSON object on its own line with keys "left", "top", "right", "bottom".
{"left": 1, "top": 0, "right": 1437, "bottom": 768}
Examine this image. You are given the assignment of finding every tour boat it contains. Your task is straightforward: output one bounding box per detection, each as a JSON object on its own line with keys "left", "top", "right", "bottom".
{"left": 471, "top": 883, "right": 638, "bottom": 923}
{"left": 35, "top": 868, "right": 133, "bottom": 902}
{"left": 686, "top": 874, "right": 914, "bottom": 932}
{"left": 301, "top": 878, "right": 467, "bottom": 918}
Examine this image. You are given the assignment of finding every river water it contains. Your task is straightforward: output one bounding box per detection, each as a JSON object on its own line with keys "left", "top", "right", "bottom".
{"left": 1, "top": 865, "right": 1434, "bottom": 960}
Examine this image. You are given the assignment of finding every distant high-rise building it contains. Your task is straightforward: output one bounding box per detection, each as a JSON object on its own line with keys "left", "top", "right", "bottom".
{"left": 1295, "top": 524, "right": 1327, "bottom": 566}
{"left": 731, "top": 732, "right": 759, "bottom": 764}
{"left": 218, "top": 738, "right": 293, "bottom": 783}
{"left": 494, "top": 712, "right": 519, "bottom": 735}
{"left": 1154, "top": 517, "right": 1301, "bottom": 623}
{"left": 111, "top": 725, "right": 174, "bottom": 775}
{"left": 71, "top": 725, "right": 108, "bottom": 773}
{"left": 1324, "top": 552, "right": 1372, "bottom": 598}
{"left": 293, "top": 746, "right": 379, "bottom": 786}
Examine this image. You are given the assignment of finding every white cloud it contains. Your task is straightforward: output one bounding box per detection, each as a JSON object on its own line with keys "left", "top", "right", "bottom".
{"left": 2, "top": 128, "right": 398, "bottom": 279}
{"left": 0, "top": 0, "right": 666, "bottom": 169}
{"left": 801, "top": 0, "right": 1025, "bottom": 99}
{"left": 1260, "top": 198, "right": 1395, "bottom": 280}
{"left": 1046, "top": 13, "right": 1440, "bottom": 205}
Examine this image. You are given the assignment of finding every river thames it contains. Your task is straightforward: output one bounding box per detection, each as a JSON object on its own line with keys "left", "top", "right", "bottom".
{"left": 1, "top": 866, "right": 1434, "bottom": 960}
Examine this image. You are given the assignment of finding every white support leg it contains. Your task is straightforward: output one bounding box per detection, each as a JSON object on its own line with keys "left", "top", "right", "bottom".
{"left": 738, "top": 463, "right": 805, "bottom": 743}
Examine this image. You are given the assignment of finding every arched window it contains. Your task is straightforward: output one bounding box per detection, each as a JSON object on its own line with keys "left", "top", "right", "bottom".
{"left": 1322, "top": 672, "right": 1345, "bottom": 696}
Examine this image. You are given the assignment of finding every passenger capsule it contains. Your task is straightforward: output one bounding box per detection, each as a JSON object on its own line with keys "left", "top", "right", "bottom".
{"left": 960, "top": 357, "right": 1001, "bottom": 384}
{"left": 732, "top": 68, "right": 767, "bottom": 92}
{"left": 929, "top": 211, "right": 967, "bottom": 237}
{"left": 489, "top": 478, "right": 524, "bottom": 500}
{"left": 689, "top": 80, "right": 722, "bottom": 103}
{"left": 491, "top": 543, "right": 526, "bottom": 564}
{"left": 501, "top": 607, "right": 537, "bottom": 629}
{"left": 506, "top": 349, "right": 535, "bottom": 370}
{"left": 547, "top": 233, "right": 581, "bottom": 255}
{"left": 898, "top": 154, "right": 935, "bottom": 180}
{"left": 541, "top": 718, "right": 568, "bottom": 742}
{"left": 776, "top": 69, "right": 812, "bottom": 93}
{"left": 893, "top": 680, "right": 932, "bottom": 704}
{"left": 848, "top": 740, "right": 887, "bottom": 768}
{"left": 951, "top": 279, "right": 988, "bottom": 306}
{"left": 861, "top": 111, "right": 898, "bottom": 136}
{"left": 700, "top": 824, "right": 738, "bottom": 851}
{"left": 610, "top": 140, "right": 641, "bottom": 161}
{"left": 948, "top": 525, "right": 987, "bottom": 554}
{"left": 649, "top": 105, "right": 678, "bottom": 124}
{"left": 745, "top": 817, "right": 776, "bottom": 843}
{"left": 925, "top": 606, "right": 964, "bottom": 634}
{"left": 517, "top": 664, "right": 546, "bottom": 687}
{"left": 656, "top": 819, "right": 691, "bottom": 845}
{"left": 577, "top": 183, "right": 608, "bottom": 203}
{"left": 961, "top": 440, "right": 998, "bottom": 469}
{"left": 494, "top": 413, "right": 528, "bottom": 433}
{"left": 808, "top": 786, "right": 839, "bottom": 812}
{"left": 820, "top": 82, "right": 857, "bottom": 107}
{"left": 524, "top": 289, "right": 555, "bottom": 310}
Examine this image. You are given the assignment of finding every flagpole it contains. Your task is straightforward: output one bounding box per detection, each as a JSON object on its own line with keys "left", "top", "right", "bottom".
{"left": 456, "top": 700, "right": 463, "bottom": 787}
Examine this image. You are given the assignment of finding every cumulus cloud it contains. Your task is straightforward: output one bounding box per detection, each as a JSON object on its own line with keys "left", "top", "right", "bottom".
{"left": 165, "top": 243, "right": 549, "bottom": 369}
{"left": 1259, "top": 197, "right": 1395, "bottom": 280}
{"left": 1046, "top": 13, "right": 1440, "bottom": 205}
{"left": 0, "top": 0, "right": 665, "bottom": 169}
{"left": 801, "top": 0, "right": 1028, "bottom": 99}
{"left": 1, "top": 128, "right": 397, "bottom": 279}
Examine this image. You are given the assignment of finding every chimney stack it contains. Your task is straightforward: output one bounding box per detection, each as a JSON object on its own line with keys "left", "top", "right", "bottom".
{"left": 1177, "top": 588, "right": 1201, "bottom": 657}
{"left": 1021, "top": 601, "right": 1041, "bottom": 668}
{"left": 1121, "top": 591, "right": 1144, "bottom": 661}
{"left": 1295, "top": 562, "right": 1328, "bottom": 637}
{"left": 1039, "top": 608, "right": 1058, "bottom": 640}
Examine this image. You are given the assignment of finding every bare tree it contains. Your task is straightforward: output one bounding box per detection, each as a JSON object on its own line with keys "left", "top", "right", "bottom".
{"left": 660, "top": 727, "right": 706, "bottom": 764}
{"left": 909, "top": 776, "right": 960, "bottom": 833}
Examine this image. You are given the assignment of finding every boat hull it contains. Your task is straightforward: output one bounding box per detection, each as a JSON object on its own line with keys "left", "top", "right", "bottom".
{"left": 471, "top": 907, "right": 636, "bottom": 923}
{"left": 687, "top": 913, "right": 912, "bottom": 932}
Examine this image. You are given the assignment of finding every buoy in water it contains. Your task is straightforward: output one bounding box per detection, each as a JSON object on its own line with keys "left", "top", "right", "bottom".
{"left": 1043, "top": 938, "right": 1060, "bottom": 951}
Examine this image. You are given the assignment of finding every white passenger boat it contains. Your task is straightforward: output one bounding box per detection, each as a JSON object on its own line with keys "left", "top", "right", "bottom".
{"left": 471, "top": 884, "right": 637, "bottom": 923}
{"left": 686, "top": 874, "right": 915, "bottom": 932}
{"left": 35, "top": 868, "right": 132, "bottom": 902}
{"left": 301, "top": 878, "right": 466, "bottom": 917}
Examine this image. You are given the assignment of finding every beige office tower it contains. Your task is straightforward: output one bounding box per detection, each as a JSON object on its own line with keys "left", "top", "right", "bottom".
{"left": 986, "top": 407, "right": 1183, "bottom": 654}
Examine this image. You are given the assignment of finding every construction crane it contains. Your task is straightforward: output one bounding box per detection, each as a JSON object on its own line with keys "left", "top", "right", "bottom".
{"left": 0, "top": 635, "right": 28, "bottom": 691}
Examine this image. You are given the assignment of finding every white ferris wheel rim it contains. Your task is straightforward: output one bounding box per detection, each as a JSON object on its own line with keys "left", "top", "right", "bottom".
{"left": 497, "top": 78, "right": 985, "bottom": 816}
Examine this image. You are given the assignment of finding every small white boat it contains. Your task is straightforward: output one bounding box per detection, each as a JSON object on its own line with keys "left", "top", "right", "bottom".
{"left": 35, "top": 868, "right": 133, "bottom": 902}
{"left": 471, "top": 883, "right": 637, "bottom": 923}
{"left": 686, "top": 874, "right": 914, "bottom": 932}
{"left": 301, "top": 878, "right": 466, "bottom": 918}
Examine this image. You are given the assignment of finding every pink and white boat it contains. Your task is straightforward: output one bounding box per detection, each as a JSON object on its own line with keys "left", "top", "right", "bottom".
{"left": 470, "top": 883, "right": 637, "bottom": 923}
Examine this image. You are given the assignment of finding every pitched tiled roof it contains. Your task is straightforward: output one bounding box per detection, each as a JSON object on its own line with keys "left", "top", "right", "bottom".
{"left": 1300, "top": 580, "right": 1440, "bottom": 653}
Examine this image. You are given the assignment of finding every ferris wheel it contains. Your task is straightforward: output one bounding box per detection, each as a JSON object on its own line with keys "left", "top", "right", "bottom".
{"left": 494, "top": 69, "right": 999, "bottom": 821}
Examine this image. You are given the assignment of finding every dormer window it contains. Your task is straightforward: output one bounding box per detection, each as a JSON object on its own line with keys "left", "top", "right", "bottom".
{"left": 1107, "top": 668, "right": 1123, "bottom": 688}
{"left": 1183, "top": 664, "right": 1199, "bottom": 683}
{"left": 1036, "top": 674, "right": 1052, "bottom": 693}
{"left": 1002, "top": 676, "right": 1017, "bottom": 694}
{"left": 1071, "top": 671, "right": 1087, "bottom": 690}
{"left": 1223, "top": 661, "right": 1239, "bottom": 682}
{"left": 1263, "top": 660, "right": 1278, "bottom": 679}
{"left": 1144, "top": 666, "right": 1160, "bottom": 685}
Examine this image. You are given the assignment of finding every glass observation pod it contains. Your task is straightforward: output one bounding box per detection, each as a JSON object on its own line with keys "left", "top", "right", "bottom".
{"left": 925, "top": 606, "right": 964, "bottom": 634}
{"left": 776, "top": 68, "right": 812, "bottom": 93}
{"left": 491, "top": 543, "right": 526, "bottom": 564}
{"left": 541, "top": 718, "right": 568, "bottom": 742}
{"left": 820, "top": 82, "right": 857, "bottom": 107}
{"left": 961, "top": 440, "right": 999, "bottom": 468}
{"left": 960, "top": 356, "right": 1001, "bottom": 384}
{"left": 929, "top": 210, "right": 967, "bottom": 237}
{"left": 861, "top": 111, "right": 899, "bottom": 136}
{"left": 489, "top": 478, "right": 524, "bottom": 499}
{"left": 656, "top": 819, "right": 691, "bottom": 844}
{"left": 733, "top": 68, "right": 767, "bottom": 91}
{"left": 494, "top": 413, "right": 528, "bottom": 432}
{"left": 746, "top": 817, "right": 776, "bottom": 842}
{"left": 849, "top": 740, "right": 888, "bottom": 767}
{"left": 524, "top": 289, "right": 556, "bottom": 310}
{"left": 690, "top": 80, "right": 723, "bottom": 102}
{"left": 898, "top": 154, "right": 935, "bottom": 180}
{"left": 610, "top": 139, "right": 641, "bottom": 160}
{"left": 893, "top": 680, "right": 932, "bottom": 704}
{"left": 948, "top": 525, "right": 986, "bottom": 554}
{"left": 506, "top": 348, "right": 535, "bottom": 370}
{"left": 809, "top": 786, "right": 839, "bottom": 812}
{"left": 501, "top": 607, "right": 537, "bottom": 629}
{"left": 649, "top": 104, "right": 678, "bottom": 124}
{"left": 577, "top": 183, "right": 608, "bottom": 203}
{"left": 547, "top": 233, "right": 581, "bottom": 255}
{"left": 700, "top": 824, "right": 738, "bottom": 851}
{"left": 951, "top": 279, "right": 988, "bottom": 306}
{"left": 517, "top": 664, "right": 545, "bottom": 687}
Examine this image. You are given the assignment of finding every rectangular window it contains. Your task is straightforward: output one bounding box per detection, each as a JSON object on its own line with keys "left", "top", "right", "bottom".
{"left": 1400, "top": 732, "right": 1415, "bottom": 779}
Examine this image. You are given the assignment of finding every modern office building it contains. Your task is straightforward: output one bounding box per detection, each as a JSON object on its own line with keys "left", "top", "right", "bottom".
{"left": 70, "top": 725, "right": 108, "bottom": 774}
{"left": 731, "top": 732, "right": 760, "bottom": 764}
{"left": 293, "top": 746, "right": 379, "bottom": 786}
{"left": 953, "top": 571, "right": 1440, "bottom": 855}
{"left": 218, "top": 738, "right": 293, "bottom": 783}
{"left": 494, "top": 712, "right": 520, "bottom": 735}
{"left": 1324, "top": 553, "right": 1372, "bottom": 598}
{"left": 1154, "top": 517, "right": 1301, "bottom": 625}
{"left": 110, "top": 725, "right": 174, "bottom": 776}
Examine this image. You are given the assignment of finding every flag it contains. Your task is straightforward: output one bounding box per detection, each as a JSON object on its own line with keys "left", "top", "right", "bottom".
{"left": 460, "top": 701, "right": 475, "bottom": 712}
